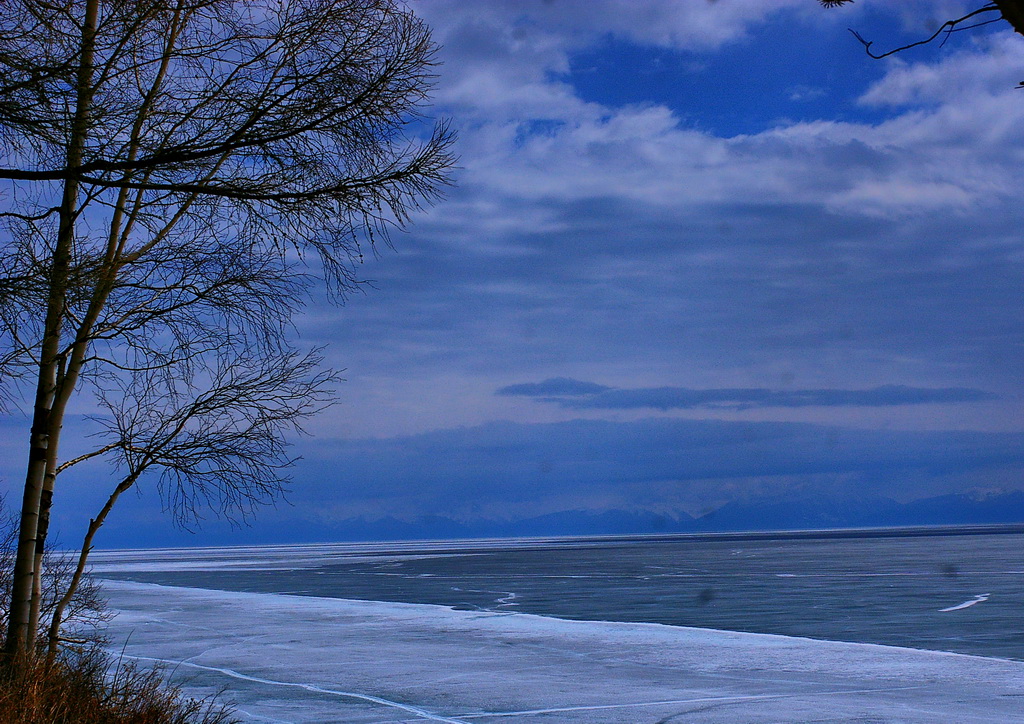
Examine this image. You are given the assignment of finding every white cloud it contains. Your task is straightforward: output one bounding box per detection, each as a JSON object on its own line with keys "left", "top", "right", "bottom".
{"left": 295, "top": 4, "right": 1024, "bottom": 438}
{"left": 416, "top": 0, "right": 827, "bottom": 124}
{"left": 826, "top": 180, "right": 974, "bottom": 217}
{"left": 433, "top": 25, "right": 1024, "bottom": 219}
{"left": 859, "top": 34, "right": 1024, "bottom": 108}
{"left": 509, "top": 0, "right": 812, "bottom": 50}
{"left": 418, "top": 0, "right": 815, "bottom": 53}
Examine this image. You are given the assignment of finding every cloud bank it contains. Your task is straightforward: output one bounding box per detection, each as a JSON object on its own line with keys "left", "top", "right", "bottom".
{"left": 498, "top": 380, "right": 998, "bottom": 410}
{"left": 496, "top": 377, "right": 613, "bottom": 397}
{"left": 75, "top": 415, "right": 1024, "bottom": 545}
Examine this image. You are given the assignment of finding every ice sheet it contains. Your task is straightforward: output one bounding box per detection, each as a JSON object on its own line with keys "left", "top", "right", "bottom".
{"left": 99, "top": 580, "right": 1024, "bottom": 723}
{"left": 90, "top": 542, "right": 501, "bottom": 573}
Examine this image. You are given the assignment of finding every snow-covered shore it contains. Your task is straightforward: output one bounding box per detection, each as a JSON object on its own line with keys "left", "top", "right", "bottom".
{"left": 100, "top": 580, "right": 1024, "bottom": 723}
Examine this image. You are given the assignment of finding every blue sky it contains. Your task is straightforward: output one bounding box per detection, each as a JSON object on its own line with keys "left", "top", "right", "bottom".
{"left": 3, "top": 1, "right": 1024, "bottom": 546}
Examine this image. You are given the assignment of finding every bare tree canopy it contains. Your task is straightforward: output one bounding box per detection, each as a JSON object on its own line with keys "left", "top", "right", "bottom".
{"left": 0, "top": 0, "right": 454, "bottom": 659}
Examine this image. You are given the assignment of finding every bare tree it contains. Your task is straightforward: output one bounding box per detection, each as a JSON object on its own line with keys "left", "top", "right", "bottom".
{"left": 44, "top": 350, "right": 337, "bottom": 660}
{"left": 0, "top": 0, "right": 454, "bottom": 659}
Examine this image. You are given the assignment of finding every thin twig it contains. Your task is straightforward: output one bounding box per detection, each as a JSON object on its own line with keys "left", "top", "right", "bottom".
{"left": 849, "top": 4, "right": 999, "bottom": 59}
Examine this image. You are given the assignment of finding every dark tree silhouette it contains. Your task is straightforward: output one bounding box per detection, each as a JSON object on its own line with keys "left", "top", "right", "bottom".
{"left": 820, "top": 1, "right": 1024, "bottom": 57}
{"left": 0, "top": 0, "right": 454, "bottom": 659}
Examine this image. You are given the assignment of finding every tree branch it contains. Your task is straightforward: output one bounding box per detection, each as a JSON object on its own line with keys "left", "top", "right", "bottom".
{"left": 847, "top": 5, "right": 1000, "bottom": 59}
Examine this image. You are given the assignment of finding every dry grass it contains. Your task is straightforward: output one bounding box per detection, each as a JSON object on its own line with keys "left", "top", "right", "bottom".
{"left": 1, "top": 499, "right": 237, "bottom": 723}
{"left": 0, "top": 649, "right": 237, "bottom": 724}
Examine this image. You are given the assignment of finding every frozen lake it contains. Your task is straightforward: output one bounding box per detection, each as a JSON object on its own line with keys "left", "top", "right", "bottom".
{"left": 91, "top": 533, "right": 1024, "bottom": 721}
{"left": 101, "top": 579, "right": 1024, "bottom": 723}
{"left": 94, "top": 532, "right": 1024, "bottom": 659}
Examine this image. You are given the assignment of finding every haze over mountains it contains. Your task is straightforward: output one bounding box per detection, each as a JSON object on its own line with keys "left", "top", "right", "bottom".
{"left": 93, "top": 489, "right": 1024, "bottom": 547}
{"left": 275, "top": 490, "right": 1024, "bottom": 542}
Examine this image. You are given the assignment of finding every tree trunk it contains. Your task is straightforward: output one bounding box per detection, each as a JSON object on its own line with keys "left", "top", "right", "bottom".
{"left": 2, "top": 0, "right": 99, "bottom": 658}
{"left": 27, "top": 436, "right": 62, "bottom": 640}
{"left": 4, "top": 403, "right": 53, "bottom": 656}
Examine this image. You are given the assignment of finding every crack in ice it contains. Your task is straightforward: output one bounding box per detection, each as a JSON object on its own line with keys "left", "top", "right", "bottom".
{"left": 454, "top": 685, "right": 927, "bottom": 718}
{"left": 117, "top": 654, "right": 469, "bottom": 723}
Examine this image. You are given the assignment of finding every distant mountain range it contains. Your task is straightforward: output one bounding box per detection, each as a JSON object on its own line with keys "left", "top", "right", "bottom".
{"left": 285, "top": 490, "right": 1024, "bottom": 543}
{"left": 92, "top": 489, "right": 1024, "bottom": 548}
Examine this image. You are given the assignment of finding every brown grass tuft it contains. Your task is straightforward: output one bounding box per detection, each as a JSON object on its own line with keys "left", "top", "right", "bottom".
{"left": 0, "top": 649, "right": 237, "bottom": 724}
